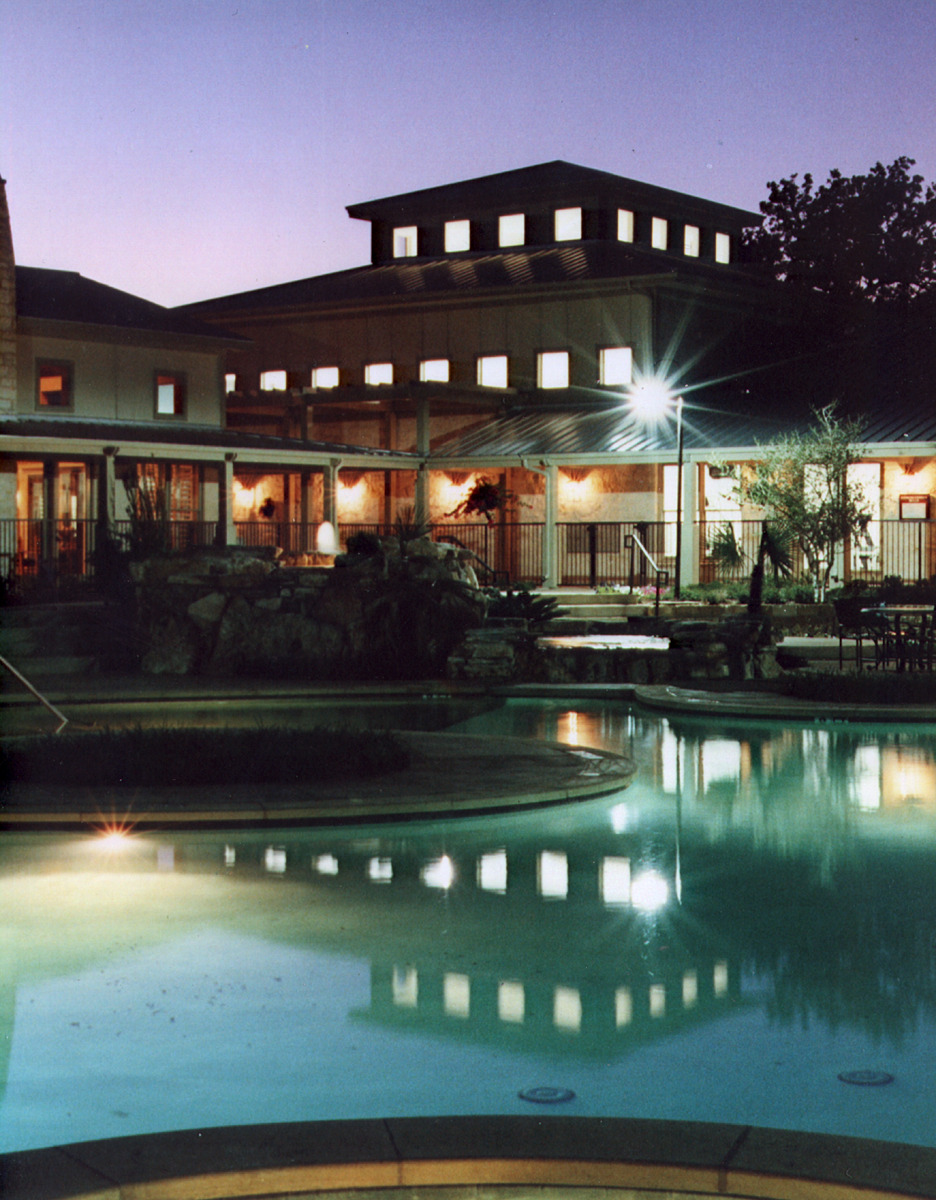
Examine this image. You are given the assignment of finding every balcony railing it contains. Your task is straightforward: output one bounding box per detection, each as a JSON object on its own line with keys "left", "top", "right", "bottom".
{"left": 2, "top": 517, "right": 934, "bottom": 591}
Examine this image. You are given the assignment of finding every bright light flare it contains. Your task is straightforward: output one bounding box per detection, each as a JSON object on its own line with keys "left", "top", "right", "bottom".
{"left": 630, "top": 869, "right": 670, "bottom": 912}
{"left": 627, "top": 376, "right": 677, "bottom": 422}
{"left": 422, "top": 854, "right": 455, "bottom": 889}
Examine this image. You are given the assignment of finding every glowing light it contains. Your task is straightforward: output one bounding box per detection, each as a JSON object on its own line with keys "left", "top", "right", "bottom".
{"left": 649, "top": 983, "right": 666, "bottom": 1018}
{"left": 421, "top": 854, "right": 455, "bottom": 889}
{"left": 683, "top": 971, "right": 698, "bottom": 1007}
{"left": 600, "top": 856, "right": 631, "bottom": 906}
{"left": 368, "top": 856, "right": 393, "bottom": 883}
{"left": 264, "top": 846, "right": 286, "bottom": 874}
{"left": 714, "top": 960, "right": 729, "bottom": 997}
{"left": 392, "top": 965, "right": 418, "bottom": 1007}
{"left": 96, "top": 829, "right": 131, "bottom": 849}
{"left": 444, "top": 972, "right": 470, "bottom": 1017}
{"left": 538, "top": 850, "right": 568, "bottom": 899}
{"left": 498, "top": 980, "right": 525, "bottom": 1023}
{"left": 631, "top": 869, "right": 669, "bottom": 912}
{"left": 477, "top": 850, "right": 507, "bottom": 893}
{"left": 316, "top": 521, "right": 337, "bottom": 554}
{"left": 627, "top": 376, "right": 676, "bottom": 421}
{"left": 314, "top": 854, "right": 339, "bottom": 875}
{"left": 615, "top": 986, "right": 633, "bottom": 1026}
{"left": 610, "top": 803, "right": 630, "bottom": 833}
{"left": 553, "top": 986, "right": 582, "bottom": 1031}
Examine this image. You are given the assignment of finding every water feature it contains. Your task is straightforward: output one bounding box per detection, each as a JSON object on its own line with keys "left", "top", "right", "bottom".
{"left": 2, "top": 698, "right": 936, "bottom": 1155}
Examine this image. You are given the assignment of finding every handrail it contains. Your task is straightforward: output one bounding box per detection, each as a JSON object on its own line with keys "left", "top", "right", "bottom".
{"left": 625, "top": 532, "right": 669, "bottom": 618}
{"left": 0, "top": 655, "right": 69, "bottom": 733}
{"left": 434, "top": 534, "right": 509, "bottom": 587}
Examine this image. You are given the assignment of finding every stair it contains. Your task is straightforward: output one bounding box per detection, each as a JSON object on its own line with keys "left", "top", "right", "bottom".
{"left": 536, "top": 589, "right": 655, "bottom": 635}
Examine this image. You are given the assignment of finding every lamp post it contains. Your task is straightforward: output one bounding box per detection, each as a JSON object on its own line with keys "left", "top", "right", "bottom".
{"left": 626, "top": 379, "right": 685, "bottom": 601}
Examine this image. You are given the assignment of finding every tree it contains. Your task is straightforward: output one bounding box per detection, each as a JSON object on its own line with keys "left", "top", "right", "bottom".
{"left": 745, "top": 158, "right": 936, "bottom": 309}
{"left": 737, "top": 406, "right": 871, "bottom": 602}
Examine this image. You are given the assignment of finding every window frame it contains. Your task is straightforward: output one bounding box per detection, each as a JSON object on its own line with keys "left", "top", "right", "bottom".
{"left": 392, "top": 226, "right": 419, "bottom": 258}
{"left": 617, "top": 208, "right": 635, "bottom": 243}
{"left": 476, "top": 354, "right": 509, "bottom": 388}
{"left": 683, "top": 224, "right": 701, "bottom": 257}
{"left": 364, "top": 361, "right": 394, "bottom": 387}
{"left": 419, "top": 358, "right": 450, "bottom": 383}
{"left": 598, "top": 346, "right": 633, "bottom": 388}
{"left": 36, "top": 359, "right": 74, "bottom": 409}
{"left": 311, "top": 366, "right": 340, "bottom": 390}
{"left": 259, "top": 369, "right": 288, "bottom": 392}
{"left": 714, "top": 231, "right": 731, "bottom": 264}
{"left": 651, "top": 216, "right": 669, "bottom": 250}
{"left": 537, "top": 350, "right": 570, "bottom": 390}
{"left": 154, "top": 370, "right": 186, "bottom": 418}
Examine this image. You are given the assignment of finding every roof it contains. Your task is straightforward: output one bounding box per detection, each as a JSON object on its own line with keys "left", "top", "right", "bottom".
{"left": 0, "top": 413, "right": 415, "bottom": 461}
{"left": 15, "top": 267, "right": 249, "bottom": 343}
{"left": 429, "top": 397, "right": 936, "bottom": 460}
{"left": 346, "top": 160, "right": 761, "bottom": 228}
{"left": 180, "top": 242, "right": 759, "bottom": 320}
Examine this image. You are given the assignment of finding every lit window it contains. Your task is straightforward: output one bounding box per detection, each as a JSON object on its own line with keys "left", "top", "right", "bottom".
{"left": 554, "top": 986, "right": 582, "bottom": 1032}
{"left": 393, "top": 226, "right": 418, "bottom": 257}
{"left": 367, "top": 856, "right": 393, "bottom": 883}
{"left": 684, "top": 224, "right": 700, "bottom": 257}
{"left": 224, "top": 373, "right": 237, "bottom": 394}
{"left": 617, "top": 209, "right": 635, "bottom": 242}
{"left": 615, "top": 986, "right": 633, "bottom": 1027}
{"left": 651, "top": 217, "right": 668, "bottom": 250}
{"left": 264, "top": 846, "right": 287, "bottom": 874}
{"left": 314, "top": 854, "right": 339, "bottom": 875}
{"left": 538, "top": 850, "right": 568, "bottom": 898}
{"left": 156, "top": 372, "right": 185, "bottom": 416}
{"left": 259, "top": 370, "right": 287, "bottom": 391}
{"left": 392, "top": 965, "right": 418, "bottom": 1007}
{"left": 444, "top": 973, "right": 470, "bottom": 1018}
{"left": 311, "top": 366, "right": 339, "bottom": 389}
{"left": 419, "top": 358, "right": 449, "bottom": 382}
{"left": 715, "top": 232, "right": 731, "bottom": 263}
{"left": 600, "top": 856, "right": 631, "bottom": 905}
{"left": 682, "top": 971, "right": 698, "bottom": 1007}
{"left": 649, "top": 983, "right": 666, "bottom": 1018}
{"left": 538, "top": 351, "right": 569, "bottom": 389}
{"left": 498, "top": 213, "right": 525, "bottom": 247}
{"left": 37, "top": 361, "right": 72, "bottom": 407}
{"left": 444, "top": 219, "right": 470, "bottom": 252}
{"left": 365, "top": 362, "right": 393, "bottom": 386}
{"left": 477, "top": 355, "right": 508, "bottom": 388}
{"left": 554, "top": 206, "right": 582, "bottom": 241}
{"left": 477, "top": 850, "right": 507, "bottom": 893}
{"left": 714, "top": 960, "right": 729, "bottom": 996}
{"left": 421, "top": 855, "right": 455, "bottom": 889}
{"left": 599, "top": 346, "right": 633, "bottom": 387}
{"left": 224, "top": 845, "right": 236, "bottom": 867}
{"left": 498, "top": 980, "right": 525, "bottom": 1023}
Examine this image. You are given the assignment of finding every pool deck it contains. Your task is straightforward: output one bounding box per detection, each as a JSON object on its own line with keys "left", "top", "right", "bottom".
{"left": 2, "top": 667, "right": 933, "bottom": 829}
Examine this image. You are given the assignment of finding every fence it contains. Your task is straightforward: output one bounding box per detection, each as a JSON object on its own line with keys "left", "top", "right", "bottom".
{"left": 2, "top": 516, "right": 934, "bottom": 592}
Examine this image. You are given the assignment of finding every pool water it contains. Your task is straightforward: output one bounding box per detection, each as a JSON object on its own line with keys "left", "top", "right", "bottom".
{"left": 2, "top": 698, "right": 936, "bottom": 1154}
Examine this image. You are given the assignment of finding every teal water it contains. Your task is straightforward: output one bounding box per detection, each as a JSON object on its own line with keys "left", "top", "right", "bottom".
{"left": 2, "top": 698, "right": 936, "bottom": 1153}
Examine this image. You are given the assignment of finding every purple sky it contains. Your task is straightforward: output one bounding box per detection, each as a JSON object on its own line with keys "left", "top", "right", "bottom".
{"left": 2, "top": 0, "right": 934, "bottom": 307}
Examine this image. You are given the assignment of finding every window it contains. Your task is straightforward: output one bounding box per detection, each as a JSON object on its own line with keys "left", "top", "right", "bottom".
{"left": 684, "top": 224, "right": 700, "bottom": 257}
{"left": 477, "top": 354, "right": 508, "bottom": 388}
{"left": 419, "top": 358, "right": 449, "bottom": 382}
{"left": 311, "top": 366, "right": 339, "bottom": 389}
{"left": 715, "top": 232, "right": 731, "bottom": 263}
{"left": 617, "top": 208, "right": 635, "bottom": 242}
{"left": 599, "top": 346, "right": 633, "bottom": 387}
{"left": 365, "top": 362, "right": 393, "bottom": 386}
{"left": 37, "top": 361, "right": 73, "bottom": 407}
{"left": 538, "top": 350, "right": 569, "bottom": 389}
{"left": 393, "top": 226, "right": 418, "bottom": 257}
{"left": 444, "top": 219, "right": 470, "bottom": 252}
{"left": 155, "top": 372, "right": 185, "bottom": 416}
{"left": 259, "top": 370, "right": 287, "bottom": 391}
{"left": 224, "top": 373, "right": 237, "bottom": 394}
{"left": 554, "top": 206, "right": 582, "bottom": 241}
{"left": 498, "top": 213, "right": 525, "bottom": 247}
{"left": 651, "top": 216, "right": 668, "bottom": 250}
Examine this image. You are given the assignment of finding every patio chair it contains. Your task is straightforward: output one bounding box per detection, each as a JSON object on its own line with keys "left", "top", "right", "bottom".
{"left": 832, "top": 598, "right": 890, "bottom": 670}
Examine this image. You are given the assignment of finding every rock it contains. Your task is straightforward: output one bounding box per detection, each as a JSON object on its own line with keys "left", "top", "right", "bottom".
{"left": 186, "top": 591, "right": 228, "bottom": 629}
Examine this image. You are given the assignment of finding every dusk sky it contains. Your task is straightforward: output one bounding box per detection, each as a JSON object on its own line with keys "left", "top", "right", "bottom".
{"left": 2, "top": 0, "right": 934, "bottom": 308}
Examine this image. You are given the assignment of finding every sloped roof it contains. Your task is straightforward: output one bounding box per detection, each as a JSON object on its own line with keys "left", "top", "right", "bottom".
{"left": 346, "top": 160, "right": 761, "bottom": 228}
{"left": 181, "top": 242, "right": 760, "bottom": 320}
{"left": 16, "top": 267, "right": 248, "bottom": 343}
{"left": 429, "top": 398, "right": 936, "bottom": 460}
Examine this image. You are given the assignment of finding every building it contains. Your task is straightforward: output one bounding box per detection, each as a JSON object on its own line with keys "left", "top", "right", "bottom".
{"left": 183, "top": 161, "right": 936, "bottom": 589}
{"left": 0, "top": 177, "right": 415, "bottom": 584}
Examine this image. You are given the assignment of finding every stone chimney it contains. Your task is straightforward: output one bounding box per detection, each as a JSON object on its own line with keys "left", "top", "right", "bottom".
{"left": 0, "top": 176, "right": 16, "bottom": 414}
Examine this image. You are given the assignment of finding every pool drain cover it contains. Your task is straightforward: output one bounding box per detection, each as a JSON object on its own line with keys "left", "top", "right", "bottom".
{"left": 838, "top": 1070, "right": 894, "bottom": 1087}
{"left": 519, "top": 1086, "right": 576, "bottom": 1104}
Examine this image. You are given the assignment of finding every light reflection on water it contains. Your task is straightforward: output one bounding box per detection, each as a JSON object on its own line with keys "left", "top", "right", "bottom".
{"left": 2, "top": 699, "right": 936, "bottom": 1155}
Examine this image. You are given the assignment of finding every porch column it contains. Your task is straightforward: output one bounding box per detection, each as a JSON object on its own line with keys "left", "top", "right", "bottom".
{"left": 97, "top": 446, "right": 119, "bottom": 532}
{"left": 299, "top": 468, "right": 313, "bottom": 551}
{"left": 323, "top": 458, "right": 340, "bottom": 529}
{"left": 215, "top": 453, "right": 236, "bottom": 547}
{"left": 542, "top": 461, "right": 559, "bottom": 588}
{"left": 680, "top": 458, "right": 699, "bottom": 591}
{"left": 41, "top": 461, "right": 56, "bottom": 564}
{"left": 414, "top": 394, "right": 430, "bottom": 526}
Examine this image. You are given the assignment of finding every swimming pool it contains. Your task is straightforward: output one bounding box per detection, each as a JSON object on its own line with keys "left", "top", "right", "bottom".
{"left": 2, "top": 698, "right": 935, "bottom": 1155}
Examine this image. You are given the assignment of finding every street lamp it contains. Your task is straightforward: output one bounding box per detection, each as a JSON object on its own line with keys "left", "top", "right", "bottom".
{"left": 627, "top": 379, "right": 685, "bottom": 600}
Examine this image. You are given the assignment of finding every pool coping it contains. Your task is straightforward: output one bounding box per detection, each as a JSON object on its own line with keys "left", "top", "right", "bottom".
{"left": 3, "top": 1116, "right": 936, "bottom": 1200}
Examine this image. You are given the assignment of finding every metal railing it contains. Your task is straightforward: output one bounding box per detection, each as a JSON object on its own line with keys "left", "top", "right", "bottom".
{"left": 2, "top": 516, "right": 934, "bottom": 592}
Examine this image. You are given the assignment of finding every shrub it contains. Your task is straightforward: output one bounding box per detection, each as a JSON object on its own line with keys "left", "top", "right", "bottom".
{"left": 484, "top": 585, "right": 566, "bottom": 624}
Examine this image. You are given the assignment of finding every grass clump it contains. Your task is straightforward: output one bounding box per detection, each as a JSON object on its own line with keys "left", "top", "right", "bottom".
{"left": 1, "top": 726, "right": 410, "bottom": 789}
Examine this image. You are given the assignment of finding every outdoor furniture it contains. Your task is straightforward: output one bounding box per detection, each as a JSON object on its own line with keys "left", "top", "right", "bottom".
{"left": 861, "top": 604, "right": 933, "bottom": 671}
{"left": 833, "top": 598, "right": 889, "bottom": 670}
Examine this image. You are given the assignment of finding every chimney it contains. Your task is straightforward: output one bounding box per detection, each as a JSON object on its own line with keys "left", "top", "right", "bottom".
{"left": 0, "top": 176, "right": 16, "bottom": 414}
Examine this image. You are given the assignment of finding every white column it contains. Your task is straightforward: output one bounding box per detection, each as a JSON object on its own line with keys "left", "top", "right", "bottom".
{"left": 323, "top": 458, "right": 340, "bottom": 529}
{"left": 216, "top": 453, "right": 236, "bottom": 546}
{"left": 542, "top": 461, "right": 559, "bottom": 588}
{"left": 680, "top": 458, "right": 699, "bottom": 591}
